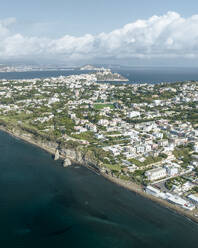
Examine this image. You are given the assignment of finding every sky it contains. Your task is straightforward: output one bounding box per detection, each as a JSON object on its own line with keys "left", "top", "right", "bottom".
{"left": 1, "top": 0, "right": 198, "bottom": 66}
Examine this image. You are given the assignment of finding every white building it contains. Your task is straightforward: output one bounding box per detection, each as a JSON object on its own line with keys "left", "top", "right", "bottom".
{"left": 48, "top": 97, "right": 60, "bottom": 104}
{"left": 136, "top": 145, "right": 145, "bottom": 154}
{"left": 128, "top": 111, "right": 140, "bottom": 118}
{"left": 145, "top": 186, "right": 166, "bottom": 199}
{"left": 86, "top": 123, "right": 97, "bottom": 132}
{"left": 145, "top": 168, "right": 167, "bottom": 181}
{"left": 98, "top": 119, "right": 109, "bottom": 126}
{"left": 95, "top": 134, "right": 104, "bottom": 139}
{"left": 154, "top": 132, "right": 163, "bottom": 139}
{"left": 145, "top": 144, "right": 152, "bottom": 152}
{"left": 153, "top": 100, "right": 162, "bottom": 106}
{"left": 165, "top": 165, "right": 179, "bottom": 176}
{"left": 194, "top": 143, "right": 198, "bottom": 153}
{"left": 166, "top": 193, "right": 195, "bottom": 210}
{"left": 128, "top": 165, "right": 138, "bottom": 172}
{"left": 158, "top": 139, "right": 169, "bottom": 147}
{"left": 188, "top": 194, "right": 198, "bottom": 205}
{"left": 74, "top": 126, "right": 87, "bottom": 133}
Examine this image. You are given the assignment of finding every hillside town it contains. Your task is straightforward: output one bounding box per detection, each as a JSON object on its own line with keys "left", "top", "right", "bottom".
{"left": 0, "top": 70, "right": 198, "bottom": 213}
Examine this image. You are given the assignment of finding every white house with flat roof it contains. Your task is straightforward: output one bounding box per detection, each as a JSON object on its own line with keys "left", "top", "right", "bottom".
{"left": 145, "top": 168, "right": 167, "bottom": 181}
{"left": 128, "top": 111, "right": 140, "bottom": 118}
{"left": 164, "top": 164, "right": 179, "bottom": 176}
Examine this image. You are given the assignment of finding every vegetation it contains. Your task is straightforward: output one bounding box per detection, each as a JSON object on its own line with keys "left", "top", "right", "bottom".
{"left": 129, "top": 154, "right": 166, "bottom": 167}
{"left": 173, "top": 145, "right": 192, "bottom": 166}
{"left": 103, "top": 163, "right": 122, "bottom": 171}
{"left": 93, "top": 103, "right": 114, "bottom": 110}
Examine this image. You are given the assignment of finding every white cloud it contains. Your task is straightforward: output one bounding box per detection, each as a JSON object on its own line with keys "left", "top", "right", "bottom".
{"left": 1, "top": 12, "right": 198, "bottom": 63}
{"left": 0, "top": 18, "right": 16, "bottom": 39}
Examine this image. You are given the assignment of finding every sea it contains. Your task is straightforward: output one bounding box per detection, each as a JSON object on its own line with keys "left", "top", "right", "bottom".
{"left": 1, "top": 131, "right": 198, "bottom": 248}
{"left": 1, "top": 66, "right": 198, "bottom": 83}
{"left": 0, "top": 68, "right": 198, "bottom": 247}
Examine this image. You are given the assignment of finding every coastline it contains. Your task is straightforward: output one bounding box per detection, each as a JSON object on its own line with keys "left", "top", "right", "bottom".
{"left": 0, "top": 126, "right": 58, "bottom": 158}
{"left": 1, "top": 126, "right": 198, "bottom": 225}
{"left": 102, "top": 173, "right": 198, "bottom": 224}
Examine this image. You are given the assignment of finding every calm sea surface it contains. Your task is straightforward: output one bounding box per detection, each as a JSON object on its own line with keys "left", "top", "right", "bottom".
{"left": 0, "top": 131, "right": 198, "bottom": 248}
{"left": 1, "top": 67, "right": 198, "bottom": 83}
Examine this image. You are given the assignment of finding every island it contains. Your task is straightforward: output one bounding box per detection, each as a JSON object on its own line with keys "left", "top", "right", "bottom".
{"left": 95, "top": 69, "right": 129, "bottom": 82}
{"left": 80, "top": 65, "right": 128, "bottom": 81}
{"left": 1, "top": 72, "right": 198, "bottom": 222}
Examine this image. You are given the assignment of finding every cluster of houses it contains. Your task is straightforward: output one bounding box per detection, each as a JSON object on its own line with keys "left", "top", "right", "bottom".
{"left": 145, "top": 162, "right": 181, "bottom": 181}
{"left": 1, "top": 73, "right": 198, "bottom": 212}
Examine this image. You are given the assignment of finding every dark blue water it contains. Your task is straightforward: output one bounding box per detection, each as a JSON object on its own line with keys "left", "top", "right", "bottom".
{"left": 1, "top": 67, "right": 198, "bottom": 83}
{"left": 113, "top": 67, "right": 198, "bottom": 83}
{"left": 0, "top": 70, "right": 83, "bottom": 80}
{"left": 0, "top": 131, "right": 198, "bottom": 247}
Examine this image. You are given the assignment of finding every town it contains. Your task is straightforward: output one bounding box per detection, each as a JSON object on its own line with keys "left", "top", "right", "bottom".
{"left": 0, "top": 70, "right": 198, "bottom": 213}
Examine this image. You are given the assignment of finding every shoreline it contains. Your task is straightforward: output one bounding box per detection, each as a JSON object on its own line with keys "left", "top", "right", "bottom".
{"left": 0, "top": 126, "right": 58, "bottom": 158}
{"left": 1, "top": 127, "right": 198, "bottom": 224}
{"left": 102, "top": 173, "right": 198, "bottom": 224}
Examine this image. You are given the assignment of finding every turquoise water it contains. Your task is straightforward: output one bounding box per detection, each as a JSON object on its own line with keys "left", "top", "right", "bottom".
{"left": 0, "top": 130, "right": 198, "bottom": 247}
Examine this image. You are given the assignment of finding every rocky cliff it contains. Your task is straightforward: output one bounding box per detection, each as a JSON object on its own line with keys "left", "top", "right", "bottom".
{"left": 0, "top": 124, "right": 100, "bottom": 170}
{"left": 59, "top": 147, "right": 99, "bottom": 168}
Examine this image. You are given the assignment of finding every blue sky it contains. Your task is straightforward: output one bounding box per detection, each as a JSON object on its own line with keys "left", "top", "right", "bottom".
{"left": 1, "top": 0, "right": 198, "bottom": 65}
{"left": 3, "top": 0, "right": 198, "bottom": 37}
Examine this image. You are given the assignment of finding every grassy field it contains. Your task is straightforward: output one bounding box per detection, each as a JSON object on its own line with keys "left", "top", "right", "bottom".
{"left": 94, "top": 104, "right": 114, "bottom": 110}
{"left": 103, "top": 163, "right": 122, "bottom": 171}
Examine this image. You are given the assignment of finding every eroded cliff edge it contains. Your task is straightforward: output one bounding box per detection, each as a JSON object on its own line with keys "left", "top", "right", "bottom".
{"left": 0, "top": 123, "right": 101, "bottom": 172}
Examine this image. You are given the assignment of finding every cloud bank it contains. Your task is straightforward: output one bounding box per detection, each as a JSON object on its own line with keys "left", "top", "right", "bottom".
{"left": 1, "top": 12, "right": 198, "bottom": 63}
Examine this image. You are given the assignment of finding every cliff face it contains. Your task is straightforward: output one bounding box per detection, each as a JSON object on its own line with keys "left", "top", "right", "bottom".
{"left": 60, "top": 148, "right": 83, "bottom": 163}
{"left": 63, "top": 158, "right": 72, "bottom": 167}
{"left": 12, "top": 128, "right": 58, "bottom": 152}
{"left": 0, "top": 125, "right": 99, "bottom": 169}
{"left": 54, "top": 150, "right": 60, "bottom": 160}
{"left": 60, "top": 147, "right": 98, "bottom": 167}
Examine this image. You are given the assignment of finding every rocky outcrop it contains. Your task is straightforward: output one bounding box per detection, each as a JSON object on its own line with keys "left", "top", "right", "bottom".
{"left": 59, "top": 147, "right": 99, "bottom": 169}
{"left": 54, "top": 149, "right": 60, "bottom": 160}
{"left": 60, "top": 148, "right": 83, "bottom": 163}
{"left": 83, "top": 150, "right": 96, "bottom": 165}
{"left": 0, "top": 124, "right": 99, "bottom": 169}
{"left": 63, "top": 158, "right": 72, "bottom": 167}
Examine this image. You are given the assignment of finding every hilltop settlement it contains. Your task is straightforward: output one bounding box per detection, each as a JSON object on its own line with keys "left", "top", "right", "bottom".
{"left": 1, "top": 69, "right": 198, "bottom": 218}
